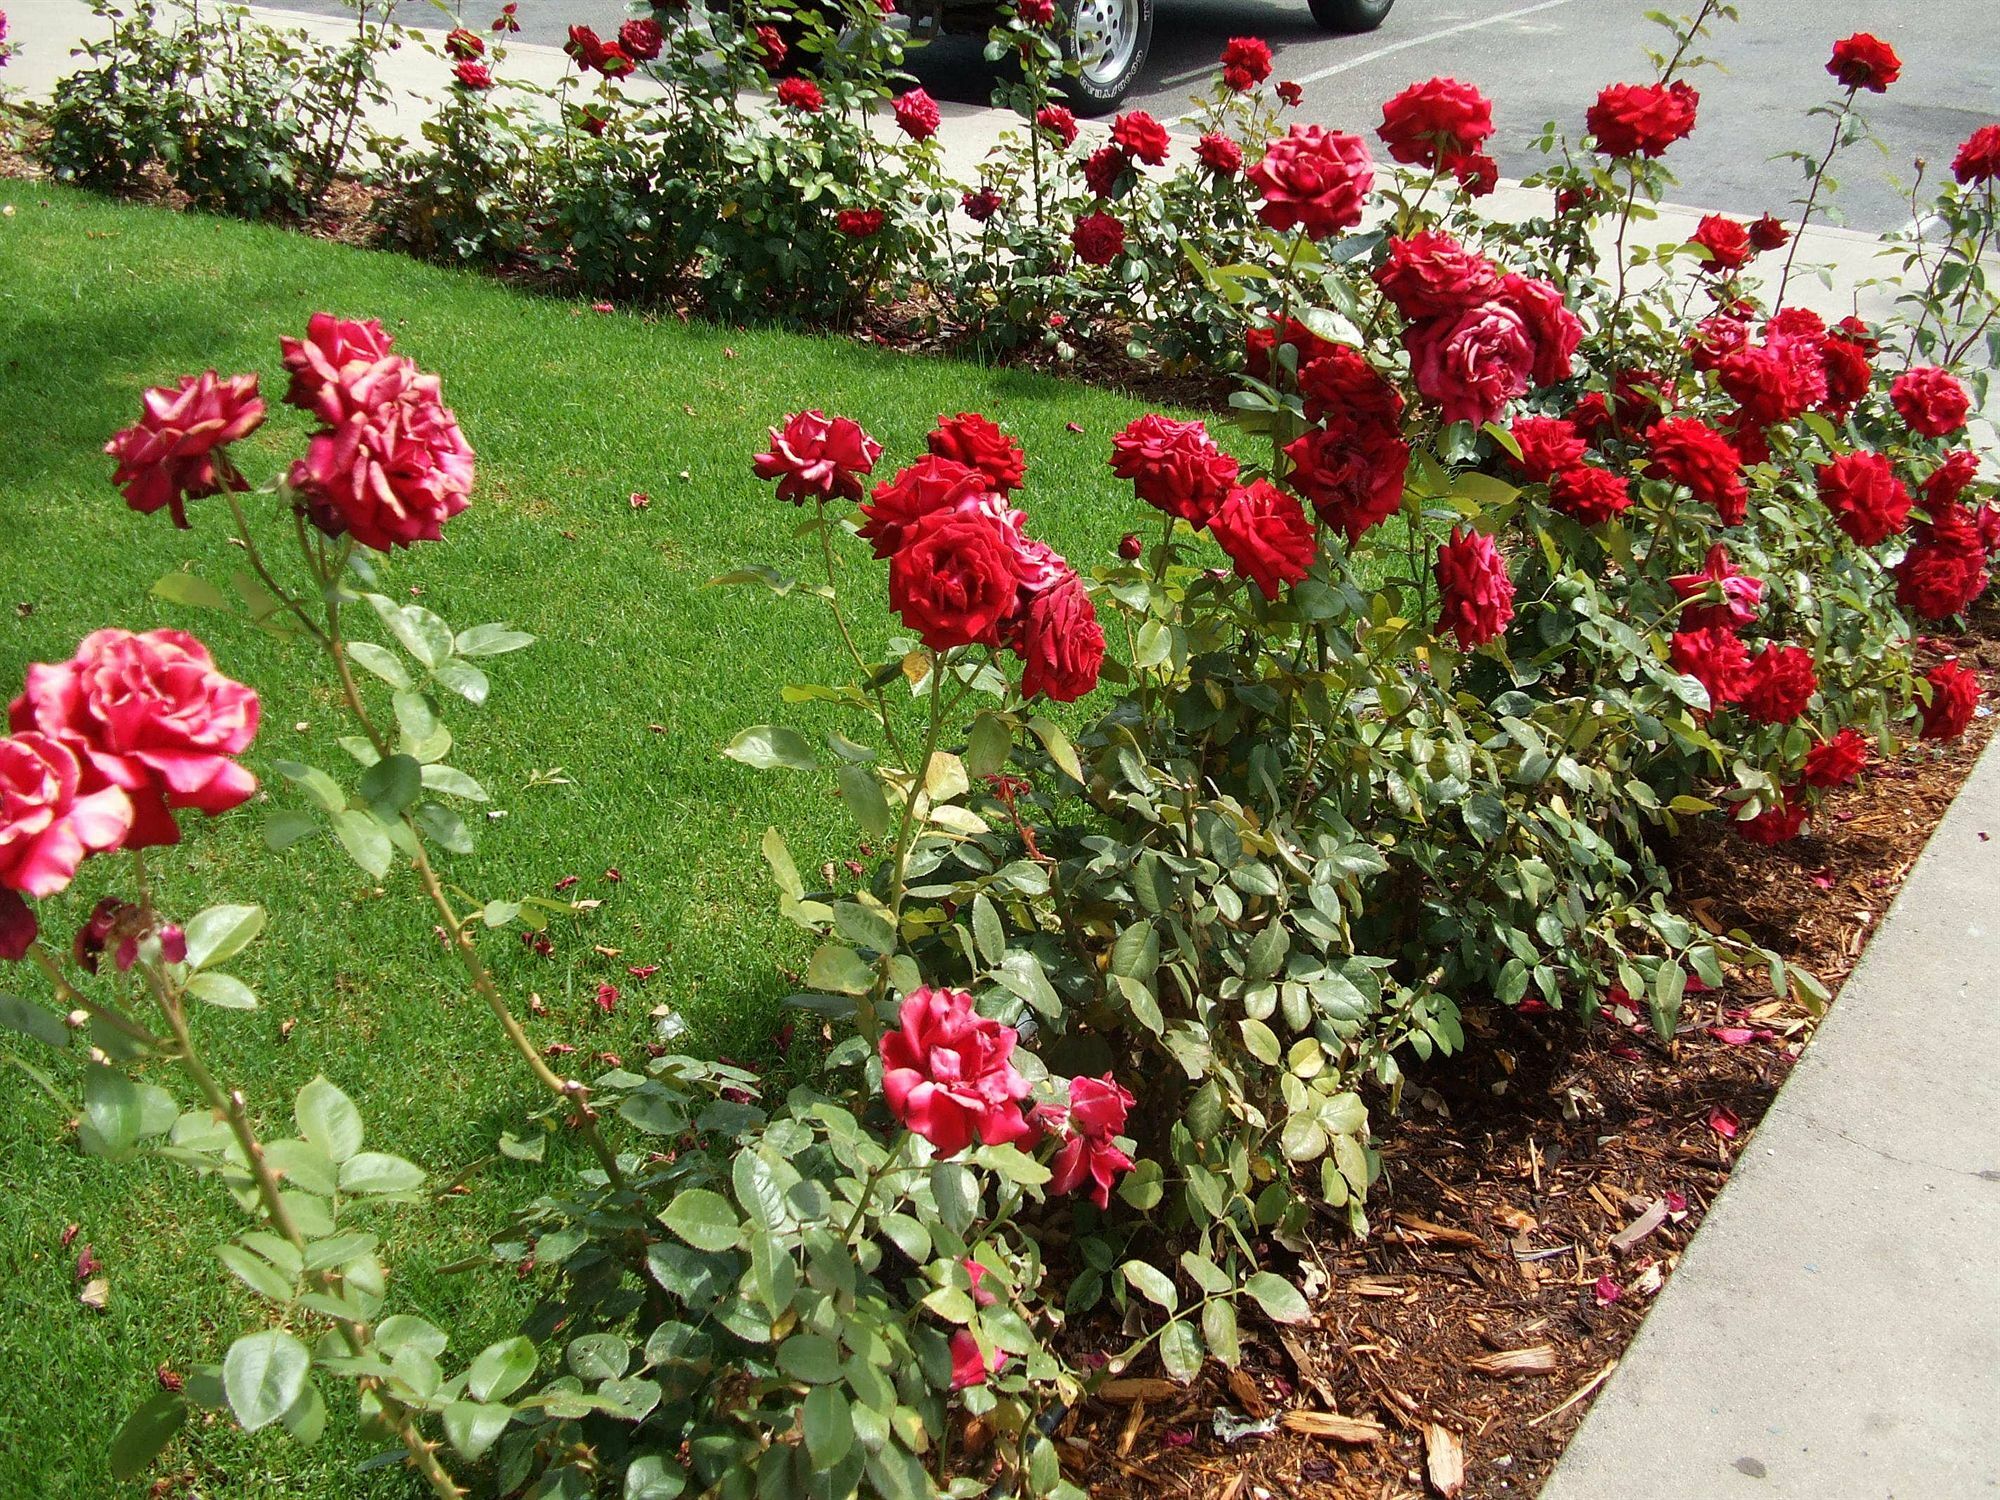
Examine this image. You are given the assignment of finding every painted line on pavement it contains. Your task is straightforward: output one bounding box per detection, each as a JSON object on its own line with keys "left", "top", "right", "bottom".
{"left": 1284, "top": 0, "right": 1587, "bottom": 89}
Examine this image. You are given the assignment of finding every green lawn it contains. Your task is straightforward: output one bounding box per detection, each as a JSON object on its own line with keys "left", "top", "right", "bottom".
{"left": 0, "top": 182, "right": 1193, "bottom": 1495}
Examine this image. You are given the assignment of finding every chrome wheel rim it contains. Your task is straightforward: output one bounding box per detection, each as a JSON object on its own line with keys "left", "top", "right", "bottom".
{"left": 1071, "top": 0, "right": 1138, "bottom": 90}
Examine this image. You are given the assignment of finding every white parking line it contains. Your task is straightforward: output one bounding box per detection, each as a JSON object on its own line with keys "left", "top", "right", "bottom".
{"left": 1283, "top": 0, "right": 1588, "bottom": 88}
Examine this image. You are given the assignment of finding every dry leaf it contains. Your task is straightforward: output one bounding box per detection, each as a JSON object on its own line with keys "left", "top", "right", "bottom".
{"left": 1095, "top": 1377, "right": 1180, "bottom": 1404}
{"left": 78, "top": 1277, "right": 109, "bottom": 1312}
{"left": 1226, "top": 1367, "right": 1267, "bottom": 1418}
{"left": 1492, "top": 1204, "right": 1539, "bottom": 1234}
{"left": 1466, "top": 1344, "right": 1558, "bottom": 1377}
{"left": 1394, "top": 1213, "right": 1485, "bottom": 1248}
{"left": 1425, "top": 1423, "right": 1466, "bottom": 1497}
{"left": 1609, "top": 1199, "right": 1669, "bottom": 1254}
{"left": 1280, "top": 1411, "right": 1386, "bottom": 1444}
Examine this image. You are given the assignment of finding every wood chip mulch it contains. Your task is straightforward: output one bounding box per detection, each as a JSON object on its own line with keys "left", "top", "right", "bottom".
{"left": 1058, "top": 621, "right": 1998, "bottom": 1500}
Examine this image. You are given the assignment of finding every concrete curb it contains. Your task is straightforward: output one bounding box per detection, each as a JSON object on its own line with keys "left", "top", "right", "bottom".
{"left": 1539, "top": 723, "right": 2000, "bottom": 1500}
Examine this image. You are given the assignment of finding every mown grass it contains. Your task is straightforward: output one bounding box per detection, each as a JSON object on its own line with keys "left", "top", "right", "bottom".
{"left": 0, "top": 181, "right": 1207, "bottom": 1495}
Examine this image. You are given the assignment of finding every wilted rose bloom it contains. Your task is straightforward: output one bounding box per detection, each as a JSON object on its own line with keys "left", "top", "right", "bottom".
{"left": 1276, "top": 80, "right": 1302, "bottom": 107}
{"left": 1893, "top": 504, "right": 1989, "bottom": 619}
{"left": 1738, "top": 792, "right": 1807, "bottom": 846}
{"left": 1047, "top": 1073, "right": 1135, "bottom": 1208}
{"left": 1299, "top": 346, "right": 1403, "bottom": 431}
{"left": 1110, "top": 415, "right": 1239, "bottom": 526}
{"left": 1111, "top": 110, "right": 1170, "bottom": 166}
{"left": 836, "top": 207, "right": 885, "bottom": 238}
{"left": 1211, "top": 480, "right": 1316, "bottom": 600}
{"left": 1816, "top": 450, "right": 1911, "bottom": 545}
{"left": 0, "top": 888, "right": 35, "bottom": 961}
{"left": 1377, "top": 76, "right": 1494, "bottom": 171}
{"left": 776, "top": 76, "right": 823, "bottom": 112}
{"left": 0, "top": 734, "right": 132, "bottom": 898}
{"left": 491, "top": 3, "right": 519, "bottom": 33}
{"left": 1548, "top": 464, "right": 1632, "bottom": 524}
{"left": 105, "top": 372, "right": 265, "bottom": 528}
{"left": 930, "top": 412, "right": 1026, "bottom": 492}
{"left": 1451, "top": 151, "right": 1499, "bottom": 196}
{"left": 444, "top": 26, "right": 484, "bottom": 59}
{"left": 453, "top": 60, "right": 494, "bottom": 90}
{"left": 1373, "top": 230, "right": 1502, "bottom": 321}
{"left": 1827, "top": 32, "right": 1900, "bottom": 92}
{"left": 1953, "top": 124, "right": 2000, "bottom": 186}
{"left": 1890, "top": 366, "right": 1971, "bottom": 438}
{"left": 1034, "top": 104, "right": 1078, "bottom": 147}
{"left": 1748, "top": 213, "right": 1790, "bottom": 250}
{"left": 1433, "top": 527, "right": 1515, "bottom": 649}
{"left": 889, "top": 506, "right": 1024, "bottom": 649}
{"left": 12, "top": 629, "right": 258, "bottom": 849}
{"left": 618, "top": 18, "right": 663, "bottom": 60}
{"left": 752, "top": 410, "right": 882, "bottom": 504}
{"left": 279, "top": 312, "right": 396, "bottom": 423}
{"left": 961, "top": 185, "right": 1003, "bottom": 222}
{"left": 1587, "top": 79, "right": 1698, "bottom": 158}
{"left": 1284, "top": 426, "right": 1409, "bottom": 542}
{"left": 893, "top": 86, "right": 941, "bottom": 141}
{"left": 1072, "top": 211, "right": 1125, "bottom": 266}
{"left": 1648, "top": 417, "right": 1748, "bottom": 525}
{"left": 1407, "top": 300, "right": 1535, "bottom": 428}
{"left": 1671, "top": 627, "right": 1752, "bottom": 709}
{"left": 879, "top": 986, "right": 1034, "bottom": 1156}
{"left": 1670, "top": 544, "right": 1764, "bottom": 630}
{"left": 1921, "top": 659, "right": 1981, "bottom": 740}
{"left": 289, "top": 357, "right": 476, "bottom": 552}
{"left": 1802, "top": 727, "right": 1869, "bottom": 788}
{"left": 1014, "top": 570, "right": 1106, "bottom": 702}
{"left": 1220, "top": 36, "right": 1272, "bottom": 92}
{"left": 1506, "top": 415, "right": 1586, "bottom": 482}
{"left": 1248, "top": 125, "right": 1374, "bottom": 239}
{"left": 1691, "top": 214, "right": 1752, "bottom": 272}
{"left": 1739, "top": 644, "right": 1817, "bottom": 724}
{"left": 1196, "top": 132, "right": 1243, "bottom": 176}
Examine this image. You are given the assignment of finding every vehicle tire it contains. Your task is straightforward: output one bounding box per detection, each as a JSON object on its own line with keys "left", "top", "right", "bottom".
{"left": 1307, "top": 0, "right": 1393, "bottom": 33}
{"left": 1060, "top": 0, "right": 1153, "bottom": 116}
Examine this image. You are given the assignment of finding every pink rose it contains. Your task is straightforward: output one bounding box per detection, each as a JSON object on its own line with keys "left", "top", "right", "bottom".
{"left": 1047, "top": 1073, "right": 1135, "bottom": 1208}
{"left": 12, "top": 630, "right": 259, "bottom": 849}
{"left": 280, "top": 313, "right": 397, "bottom": 424}
{"left": 751, "top": 409, "right": 883, "bottom": 505}
{"left": 0, "top": 733, "right": 133, "bottom": 897}
{"left": 1407, "top": 301, "right": 1535, "bottom": 427}
{"left": 288, "top": 357, "right": 475, "bottom": 551}
{"left": 1248, "top": 125, "right": 1374, "bottom": 239}
{"left": 105, "top": 372, "right": 266, "bottom": 528}
{"left": 879, "top": 986, "right": 1035, "bottom": 1157}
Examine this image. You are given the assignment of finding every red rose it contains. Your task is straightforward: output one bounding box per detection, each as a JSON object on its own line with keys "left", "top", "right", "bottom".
{"left": 752, "top": 409, "right": 883, "bottom": 505}
{"left": 859, "top": 457, "right": 987, "bottom": 558}
{"left": 1549, "top": 464, "right": 1633, "bottom": 525}
{"left": 1220, "top": 36, "right": 1272, "bottom": 92}
{"left": 752, "top": 23, "right": 786, "bottom": 68}
{"left": 1016, "top": 0, "right": 1054, "bottom": 23}
{"left": 1920, "top": 659, "right": 1980, "bottom": 740}
{"left": 1299, "top": 346, "right": 1403, "bottom": 431}
{"left": 1587, "top": 79, "right": 1699, "bottom": 158}
{"left": 776, "top": 76, "right": 823, "bottom": 112}
{"left": 578, "top": 105, "right": 611, "bottom": 138}
{"left": 11, "top": 630, "right": 257, "bottom": 850}
{"left": 1739, "top": 644, "right": 1816, "bottom": 724}
{"left": 1284, "top": 427, "right": 1409, "bottom": 542}
{"left": 1373, "top": 230, "right": 1502, "bottom": 321}
{"left": 1569, "top": 392, "right": 1614, "bottom": 442}
{"left": 1048, "top": 1073, "right": 1136, "bottom": 1208}
{"left": 1497, "top": 274, "right": 1583, "bottom": 387}
{"left": 1670, "top": 544, "right": 1764, "bottom": 630}
{"left": 444, "top": 27, "right": 484, "bottom": 59}
{"left": 1818, "top": 336, "right": 1872, "bottom": 418}
{"left": 1035, "top": 104, "right": 1078, "bottom": 148}
{"left": 1691, "top": 214, "right": 1752, "bottom": 272}
{"left": 1803, "top": 727, "right": 1869, "bottom": 788}
{"left": 564, "top": 23, "right": 603, "bottom": 67}
{"left": 893, "top": 87, "right": 941, "bottom": 141}
{"left": 1953, "top": 124, "right": 2000, "bottom": 186}
{"left": 1407, "top": 301, "right": 1535, "bottom": 428}
{"left": 1507, "top": 416, "right": 1587, "bottom": 483}
{"left": 1244, "top": 316, "right": 1340, "bottom": 381}
{"left": 1893, "top": 504, "right": 1989, "bottom": 619}
{"left": 949, "top": 1329, "right": 1003, "bottom": 1390}
{"left": 1816, "top": 450, "right": 1911, "bottom": 545}
{"left": 104, "top": 372, "right": 265, "bottom": 529}
{"left": 1890, "top": 366, "right": 1970, "bottom": 438}
{"left": 1555, "top": 185, "right": 1601, "bottom": 216}
{"left": 0, "top": 888, "right": 36, "bottom": 960}
{"left": 878, "top": 986, "right": 1033, "bottom": 1156}
{"left": 1276, "top": 80, "right": 1303, "bottom": 107}
{"left": 618, "top": 18, "right": 662, "bottom": 60}
{"left": 288, "top": 356, "right": 475, "bottom": 551}
{"left": 1248, "top": 125, "right": 1374, "bottom": 239}
{"left": 1377, "top": 77, "right": 1495, "bottom": 172}
{"left": 0, "top": 733, "right": 132, "bottom": 898}
{"left": 1832, "top": 314, "right": 1881, "bottom": 356}
{"left": 1738, "top": 793, "right": 1807, "bottom": 846}
{"left": 280, "top": 312, "right": 395, "bottom": 423}
{"left": 1670, "top": 627, "right": 1751, "bottom": 709}
{"left": 1111, "top": 110, "right": 1170, "bottom": 166}
{"left": 1434, "top": 527, "right": 1515, "bottom": 649}
{"left": 1687, "top": 312, "right": 1750, "bottom": 374}
{"left": 1110, "top": 415, "right": 1239, "bottom": 526}
{"left": 929, "top": 413, "right": 1026, "bottom": 493}
{"left": 1748, "top": 213, "right": 1790, "bottom": 250}
{"left": 1451, "top": 152, "right": 1499, "bottom": 196}
{"left": 453, "top": 60, "right": 494, "bottom": 90}
{"left": 1072, "top": 211, "right": 1125, "bottom": 266}
{"left": 1014, "top": 570, "right": 1105, "bottom": 702}
{"left": 1211, "top": 480, "right": 1317, "bottom": 600}
{"left": 1719, "top": 334, "right": 1825, "bottom": 427}
{"left": 836, "top": 207, "right": 884, "bottom": 238}
{"left": 1196, "top": 132, "right": 1243, "bottom": 176}
{"left": 1827, "top": 33, "right": 1900, "bottom": 92}
{"left": 1083, "top": 144, "right": 1128, "bottom": 198}
{"left": 1922, "top": 450, "right": 1981, "bottom": 510}
{"left": 1647, "top": 417, "right": 1747, "bottom": 525}
{"left": 962, "top": 186, "right": 1003, "bottom": 222}
{"left": 889, "top": 507, "right": 1023, "bottom": 649}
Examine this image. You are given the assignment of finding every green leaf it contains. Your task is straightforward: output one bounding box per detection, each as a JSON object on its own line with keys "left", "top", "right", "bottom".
{"left": 295, "top": 1077, "right": 363, "bottom": 1163}
{"left": 420, "top": 764, "right": 489, "bottom": 801}
{"left": 0, "top": 993, "right": 70, "bottom": 1050}
{"left": 186, "top": 973, "right": 258, "bottom": 1010}
{"left": 454, "top": 624, "right": 536, "bottom": 657}
{"left": 432, "top": 659, "right": 490, "bottom": 706}
{"left": 468, "top": 1336, "right": 537, "bottom": 1403}
{"left": 223, "top": 1330, "right": 311, "bottom": 1432}
{"left": 373, "top": 600, "right": 454, "bottom": 669}
{"left": 182, "top": 904, "right": 265, "bottom": 970}
{"left": 970, "top": 894, "right": 1005, "bottom": 967}
{"left": 82, "top": 1065, "right": 147, "bottom": 1157}
{"left": 1158, "top": 1318, "right": 1204, "bottom": 1382}
{"left": 802, "top": 1385, "right": 853, "bottom": 1467}
{"left": 443, "top": 1401, "right": 510, "bottom": 1462}
{"left": 1242, "top": 1271, "right": 1313, "bottom": 1325}
{"left": 1203, "top": 1298, "right": 1242, "bottom": 1368}
{"left": 263, "top": 809, "right": 319, "bottom": 852}
{"left": 566, "top": 1332, "right": 631, "bottom": 1381}
{"left": 331, "top": 809, "right": 395, "bottom": 878}
{"left": 1238, "top": 1018, "right": 1282, "bottom": 1066}
{"left": 1027, "top": 715, "right": 1084, "bottom": 782}
{"left": 837, "top": 764, "right": 892, "bottom": 836}
{"left": 806, "top": 944, "right": 876, "bottom": 996}
{"left": 152, "top": 572, "right": 229, "bottom": 610}
{"left": 661, "top": 1188, "right": 742, "bottom": 1252}
{"left": 345, "top": 641, "right": 411, "bottom": 689}
{"left": 108, "top": 1391, "right": 187, "bottom": 1480}
{"left": 965, "top": 712, "right": 1012, "bottom": 778}
{"left": 1121, "top": 1260, "right": 1179, "bottom": 1311}
{"left": 833, "top": 902, "right": 897, "bottom": 955}
{"left": 624, "top": 1455, "right": 689, "bottom": 1499}
{"left": 262, "top": 1138, "right": 337, "bottom": 1196}
{"left": 777, "top": 1334, "right": 842, "bottom": 1384}
{"left": 358, "top": 755, "right": 424, "bottom": 820}
{"left": 273, "top": 760, "right": 345, "bottom": 815}
{"left": 414, "top": 802, "right": 474, "bottom": 855}
{"left": 338, "top": 1152, "right": 424, "bottom": 1195}
{"left": 723, "top": 725, "right": 817, "bottom": 771}
{"left": 215, "top": 1243, "right": 295, "bottom": 1303}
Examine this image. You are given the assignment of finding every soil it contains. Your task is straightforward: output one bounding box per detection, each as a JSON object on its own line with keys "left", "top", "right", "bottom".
{"left": 1058, "top": 620, "right": 2000, "bottom": 1499}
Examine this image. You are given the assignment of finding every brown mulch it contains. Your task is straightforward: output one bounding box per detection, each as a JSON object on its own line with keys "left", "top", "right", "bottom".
{"left": 1064, "top": 622, "right": 1999, "bottom": 1500}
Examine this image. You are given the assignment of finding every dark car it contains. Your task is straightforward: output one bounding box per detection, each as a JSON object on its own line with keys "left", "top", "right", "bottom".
{"left": 900, "top": 0, "right": 1396, "bottom": 112}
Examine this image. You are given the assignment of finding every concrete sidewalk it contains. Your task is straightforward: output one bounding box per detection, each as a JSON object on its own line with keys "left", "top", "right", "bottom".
{"left": 1541, "top": 729, "right": 2000, "bottom": 1500}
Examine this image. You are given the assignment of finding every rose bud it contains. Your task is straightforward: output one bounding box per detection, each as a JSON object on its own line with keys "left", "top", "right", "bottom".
{"left": 1118, "top": 532, "right": 1144, "bottom": 560}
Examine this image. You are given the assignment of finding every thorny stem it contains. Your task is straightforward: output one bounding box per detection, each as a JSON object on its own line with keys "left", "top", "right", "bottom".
{"left": 1778, "top": 90, "right": 1857, "bottom": 305}
{"left": 225, "top": 493, "right": 330, "bottom": 646}
{"left": 26, "top": 943, "right": 164, "bottom": 1048}
{"left": 815, "top": 500, "right": 908, "bottom": 761}
{"left": 841, "top": 1131, "right": 911, "bottom": 1242}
